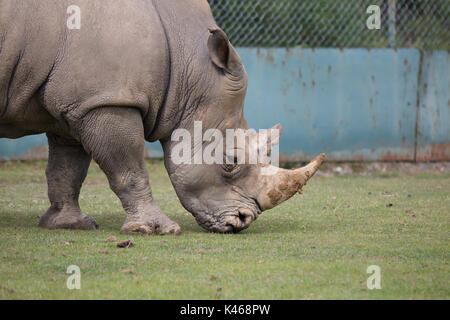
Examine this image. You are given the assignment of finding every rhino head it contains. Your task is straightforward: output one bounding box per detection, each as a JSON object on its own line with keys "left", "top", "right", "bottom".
{"left": 162, "top": 28, "right": 324, "bottom": 233}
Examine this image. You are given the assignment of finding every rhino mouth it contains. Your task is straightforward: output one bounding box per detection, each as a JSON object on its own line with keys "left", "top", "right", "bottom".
{"left": 189, "top": 187, "right": 262, "bottom": 233}
{"left": 213, "top": 201, "right": 261, "bottom": 233}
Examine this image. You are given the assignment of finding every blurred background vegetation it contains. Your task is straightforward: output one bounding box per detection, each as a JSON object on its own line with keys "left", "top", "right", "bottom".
{"left": 209, "top": 0, "right": 449, "bottom": 49}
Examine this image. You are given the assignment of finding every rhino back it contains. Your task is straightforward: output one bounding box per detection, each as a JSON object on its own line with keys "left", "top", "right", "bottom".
{"left": 0, "top": 0, "right": 218, "bottom": 141}
{"left": 41, "top": 0, "right": 170, "bottom": 136}
{"left": 0, "top": 0, "right": 171, "bottom": 138}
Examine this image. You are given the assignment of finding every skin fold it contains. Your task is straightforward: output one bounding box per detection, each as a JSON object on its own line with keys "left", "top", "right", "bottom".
{"left": 0, "top": 0, "right": 324, "bottom": 234}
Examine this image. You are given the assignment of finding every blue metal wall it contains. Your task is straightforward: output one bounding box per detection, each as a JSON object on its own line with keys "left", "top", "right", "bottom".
{"left": 0, "top": 134, "right": 48, "bottom": 160}
{"left": 0, "top": 48, "right": 448, "bottom": 161}
{"left": 241, "top": 48, "right": 420, "bottom": 161}
{"left": 416, "top": 51, "right": 450, "bottom": 161}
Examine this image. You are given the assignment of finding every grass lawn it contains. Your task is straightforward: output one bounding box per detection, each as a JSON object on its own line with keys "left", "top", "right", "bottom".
{"left": 0, "top": 160, "right": 448, "bottom": 299}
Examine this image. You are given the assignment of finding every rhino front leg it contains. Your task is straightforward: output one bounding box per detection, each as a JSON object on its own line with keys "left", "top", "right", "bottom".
{"left": 39, "top": 134, "right": 98, "bottom": 230}
{"left": 77, "top": 107, "right": 181, "bottom": 235}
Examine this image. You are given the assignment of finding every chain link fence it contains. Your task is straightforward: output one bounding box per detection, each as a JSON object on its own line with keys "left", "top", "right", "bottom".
{"left": 209, "top": 0, "right": 449, "bottom": 49}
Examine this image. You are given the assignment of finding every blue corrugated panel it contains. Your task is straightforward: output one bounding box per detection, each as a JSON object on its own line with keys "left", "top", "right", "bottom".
{"left": 416, "top": 51, "right": 450, "bottom": 161}
{"left": 239, "top": 48, "right": 421, "bottom": 161}
{"left": 0, "top": 135, "right": 48, "bottom": 160}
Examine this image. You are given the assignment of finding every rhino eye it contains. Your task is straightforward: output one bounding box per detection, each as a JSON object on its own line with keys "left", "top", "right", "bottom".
{"left": 222, "top": 155, "right": 239, "bottom": 175}
{"left": 223, "top": 163, "right": 237, "bottom": 172}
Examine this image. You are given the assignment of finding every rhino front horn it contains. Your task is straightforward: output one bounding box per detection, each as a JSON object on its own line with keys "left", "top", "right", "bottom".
{"left": 257, "top": 154, "right": 325, "bottom": 211}
{"left": 290, "top": 153, "right": 325, "bottom": 194}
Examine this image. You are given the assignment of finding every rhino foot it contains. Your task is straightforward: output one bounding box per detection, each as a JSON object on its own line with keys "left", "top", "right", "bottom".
{"left": 38, "top": 207, "right": 99, "bottom": 230}
{"left": 120, "top": 215, "right": 181, "bottom": 235}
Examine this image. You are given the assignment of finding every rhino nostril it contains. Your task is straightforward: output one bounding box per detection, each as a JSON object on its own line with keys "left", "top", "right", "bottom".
{"left": 222, "top": 212, "right": 253, "bottom": 233}
{"left": 238, "top": 208, "right": 256, "bottom": 226}
{"left": 238, "top": 213, "right": 246, "bottom": 227}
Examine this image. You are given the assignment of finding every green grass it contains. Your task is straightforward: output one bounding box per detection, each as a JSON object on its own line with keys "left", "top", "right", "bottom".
{"left": 0, "top": 160, "right": 448, "bottom": 299}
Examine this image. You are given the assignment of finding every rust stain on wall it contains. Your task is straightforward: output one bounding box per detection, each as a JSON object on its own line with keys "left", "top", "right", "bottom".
{"left": 17, "top": 145, "right": 48, "bottom": 161}
{"left": 22, "top": 145, "right": 48, "bottom": 160}
{"left": 379, "top": 151, "right": 413, "bottom": 162}
{"left": 416, "top": 142, "right": 450, "bottom": 162}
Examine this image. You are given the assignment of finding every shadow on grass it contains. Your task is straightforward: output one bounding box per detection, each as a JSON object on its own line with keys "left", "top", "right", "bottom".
{"left": 176, "top": 215, "right": 304, "bottom": 235}
{"left": 0, "top": 207, "right": 304, "bottom": 236}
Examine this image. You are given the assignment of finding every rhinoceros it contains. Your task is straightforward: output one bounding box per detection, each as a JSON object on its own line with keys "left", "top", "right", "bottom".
{"left": 0, "top": 0, "right": 324, "bottom": 234}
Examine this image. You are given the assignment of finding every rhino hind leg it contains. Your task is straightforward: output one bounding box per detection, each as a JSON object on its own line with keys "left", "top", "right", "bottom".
{"left": 77, "top": 107, "right": 181, "bottom": 235}
{"left": 39, "top": 134, "right": 98, "bottom": 230}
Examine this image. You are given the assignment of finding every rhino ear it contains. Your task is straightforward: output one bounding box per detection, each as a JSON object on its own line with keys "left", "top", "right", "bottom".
{"left": 207, "top": 27, "right": 242, "bottom": 75}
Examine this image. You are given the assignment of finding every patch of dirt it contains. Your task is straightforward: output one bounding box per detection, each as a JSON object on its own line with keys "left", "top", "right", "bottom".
{"left": 117, "top": 239, "right": 135, "bottom": 248}
{"left": 0, "top": 286, "right": 15, "bottom": 295}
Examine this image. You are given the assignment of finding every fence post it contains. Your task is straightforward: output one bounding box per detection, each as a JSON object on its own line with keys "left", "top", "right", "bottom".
{"left": 413, "top": 49, "right": 424, "bottom": 162}
{"left": 388, "top": 0, "right": 397, "bottom": 48}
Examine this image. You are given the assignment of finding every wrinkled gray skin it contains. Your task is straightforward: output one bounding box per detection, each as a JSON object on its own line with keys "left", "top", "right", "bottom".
{"left": 0, "top": 0, "right": 324, "bottom": 234}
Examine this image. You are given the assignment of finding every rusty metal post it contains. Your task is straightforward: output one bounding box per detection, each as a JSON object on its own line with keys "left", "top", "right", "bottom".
{"left": 388, "top": 0, "right": 397, "bottom": 48}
